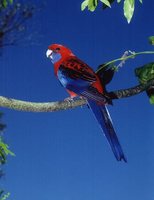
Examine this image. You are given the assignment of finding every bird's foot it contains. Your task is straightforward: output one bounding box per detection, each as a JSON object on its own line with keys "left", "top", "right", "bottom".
{"left": 78, "top": 96, "right": 86, "bottom": 101}
{"left": 64, "top": 97, "right": 75, "bottom": 104}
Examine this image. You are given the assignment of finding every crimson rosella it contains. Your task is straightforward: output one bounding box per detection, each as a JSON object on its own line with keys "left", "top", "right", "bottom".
{"left": 46, "top": 44, "right": 126, "bottom": 162}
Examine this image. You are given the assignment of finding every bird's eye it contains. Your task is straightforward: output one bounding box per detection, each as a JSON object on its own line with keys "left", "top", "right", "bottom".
{"left": 55, "top": 47, "right": 60, "bottom": 51}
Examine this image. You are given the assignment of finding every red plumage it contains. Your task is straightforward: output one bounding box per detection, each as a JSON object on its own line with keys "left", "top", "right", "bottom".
{"left": 48, "top": 44, "right": 104, "bottom": 98}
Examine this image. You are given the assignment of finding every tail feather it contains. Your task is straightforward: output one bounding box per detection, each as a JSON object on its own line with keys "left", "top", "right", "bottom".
{"left": 88, "top": 100, "right": 127, "bottom": 162}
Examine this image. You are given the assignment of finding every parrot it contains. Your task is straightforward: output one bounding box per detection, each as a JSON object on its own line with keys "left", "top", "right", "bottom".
{"left": 46, "top": 44, "right": 127, "bottom": 162}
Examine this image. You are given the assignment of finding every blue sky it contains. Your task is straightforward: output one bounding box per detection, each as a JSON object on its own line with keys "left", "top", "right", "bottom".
{"left": 1, "top": 0, "right": 154, "bottom": 200}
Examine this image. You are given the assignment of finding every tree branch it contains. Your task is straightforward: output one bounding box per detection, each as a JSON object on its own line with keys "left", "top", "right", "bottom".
{"left": 0, "top": 96, "right": 87, "bottom": 112}
{"left": 0, "top": 79, "right": 154, "bottom": 112}
{"left": 108, "top": 79, "right": 154, "bottom": 99}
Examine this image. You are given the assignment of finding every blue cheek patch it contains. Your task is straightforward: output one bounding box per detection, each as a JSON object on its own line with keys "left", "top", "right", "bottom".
{"left": 51, "top": 53, "right": 61, "bottom": 64}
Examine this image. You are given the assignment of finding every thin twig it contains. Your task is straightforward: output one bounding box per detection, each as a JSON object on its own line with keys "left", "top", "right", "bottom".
{"left": 96, "top": 51, "right": 154, "bottom": 73}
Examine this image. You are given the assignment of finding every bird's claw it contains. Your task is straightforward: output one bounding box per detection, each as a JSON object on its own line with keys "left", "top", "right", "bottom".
{"left": 78, "top": 96, "right": 86, "bottom": 101}
{"left": 64, "top": 97, "right": 75, "bottom": 104}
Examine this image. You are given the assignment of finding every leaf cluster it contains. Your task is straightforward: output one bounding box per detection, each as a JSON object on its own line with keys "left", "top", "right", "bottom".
{"left": 0, "top": 138, "right": 14, "bottom": 165}
{"left": 81, "top": 0, "right": 143, "bottom": 23}
{"left": 0, "top": 191, "right": 10, "bottom": 200}
{"left": 0, "top": 0, "right": 13, "bottom": 9}
{"left": 0, "top": 113, "right": 14, "bottom": 200}
{"left": 0, "top": 113, "right": 14, "bottom": 165}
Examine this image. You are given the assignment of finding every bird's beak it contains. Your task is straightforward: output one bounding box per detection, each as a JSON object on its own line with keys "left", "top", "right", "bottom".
{"left": 46, "top": 49, "right": 53, "bottom": 59}
{"left": 46, "top": 49, "right": 62, "bottom": 64}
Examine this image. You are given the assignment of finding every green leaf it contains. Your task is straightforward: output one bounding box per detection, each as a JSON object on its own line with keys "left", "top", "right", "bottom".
{"left": 139, "top": 0, "right": 142, "bottom": 3}
{"left": 8, "top": 0, "right": 13, "bottom": 4}
{"left": 0, "top": 138, "right": 15, "bottom": 157}
{"left": 149, "top": 36, "right": 154, "bottom": 45}
{"left": 124, "top": 0, "right": 135, "bottom": 23}
{"left": 103, "top": 0, "right": 114, "bottom": 9}
{"left": 149, "top": 95, "right": 154, "bottom": 104}
{"left": 135, "top": 62, "right": 154, "bottom": 84}
{"left": 81, "top": 0, "right": 98, "bottom": 12}
{"left": 100, "top": 0, "right": 111, "bottom": 7}
{"left": 0, "top": 192, "right": 10, "bottom": 200}
{"left": 81, "top": 0, "right": 89, "bottom": 11}
{"left": 117, "top": 0, "right": 121, "bottom": 3}
{"left": 0, "top": 0, "right": 13, "bottom": 8}
{"left": 2, "top": 0, "right": 7, "bottom": 7}
{"left": 88, "top": 0, "right": 98, "bottom": 11}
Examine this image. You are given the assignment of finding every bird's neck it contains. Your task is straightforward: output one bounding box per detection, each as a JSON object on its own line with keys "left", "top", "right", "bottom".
{"left": 54, "top": 63, "right": 60, "bottom": 76}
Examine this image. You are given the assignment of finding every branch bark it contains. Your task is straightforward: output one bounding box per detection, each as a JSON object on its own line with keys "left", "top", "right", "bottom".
{"left": 0, "top": 79, "right": 154, "bottom": 112}
{"left": 108, "top": 79, "right": 154, "bottom": 99}
{"left": 0, "top": 96, "right": 86, "bottom": 112}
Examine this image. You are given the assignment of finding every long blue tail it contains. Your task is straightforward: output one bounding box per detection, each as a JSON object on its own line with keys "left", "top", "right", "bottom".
{"left": 88, "top": 100, "right": 127, "bottom": 162}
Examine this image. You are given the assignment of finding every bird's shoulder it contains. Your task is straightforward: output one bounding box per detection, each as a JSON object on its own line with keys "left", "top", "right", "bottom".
{"left": 61, "top": 56, "right": 96, "bottom": 77}
{"left": 58, "top": 56, "right": 97, "bottom": 82}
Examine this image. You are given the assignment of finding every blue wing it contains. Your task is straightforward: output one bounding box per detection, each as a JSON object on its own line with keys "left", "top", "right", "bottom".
{"left": 57, "top": 64, "right": 110, "bottom": 104}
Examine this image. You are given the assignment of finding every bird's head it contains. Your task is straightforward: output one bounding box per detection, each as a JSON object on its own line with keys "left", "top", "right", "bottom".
{"left": 46, "top": 44, "right": 74, "bottom": 64}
